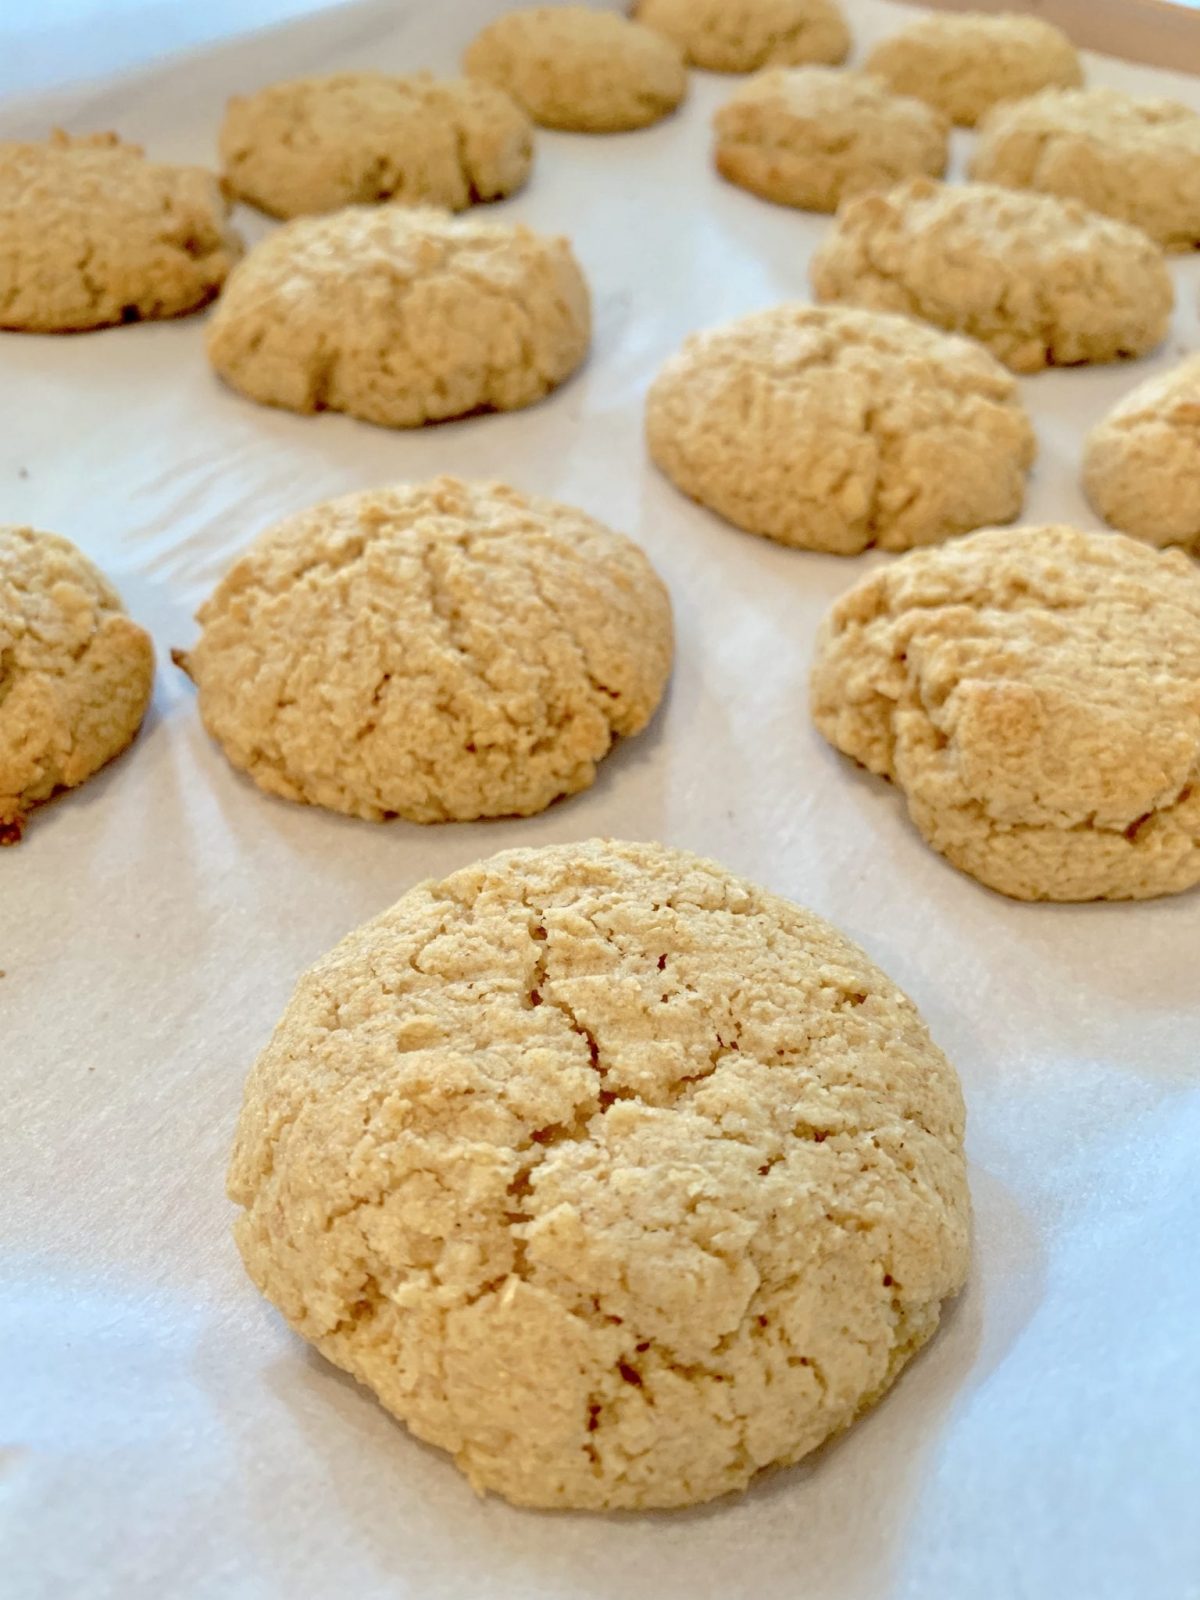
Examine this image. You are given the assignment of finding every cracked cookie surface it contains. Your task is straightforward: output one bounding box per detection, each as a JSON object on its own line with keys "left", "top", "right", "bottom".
{"left": 1, "top": 526, "right": 154, "bottom": 841}
{"left": 219, "top": 72, "right": 533, "bottom": 219}
{"left": 633, "top": 0, "right": 850, "bottom": 74}
{"left": 1083, "top": 356, "right": 1200, "bottom": 553}
{"left": 810, "top": 178, "right": 1173, "bottom": 374}
{"left": 971, "top": 87, "right": 1200, "bottom": 252}
{"left": 811, "top": 525, "right": 1200, "bottom": 901}
{"left": 227, "top": 837, "right": 970, "bottom": 1509}
{"left": 205, "top": 206, "right": 590, "bottom": 427}
{"left": 179, "top": 478, "right": 672, "bottom": 824}
{"left": 865, "top": 12, "right": 1082, "bottom": 128}
{"left": 714, "top": 68, "right": 948, "bottom": 213}
{"left": 646, "top": 303, "right": 1034, "bottom": 553}
{"left": 464, "top": 7, "right": 687, "bottom": 133}
{"left": 0, "top": 130, "right": 240, "bottom": 332}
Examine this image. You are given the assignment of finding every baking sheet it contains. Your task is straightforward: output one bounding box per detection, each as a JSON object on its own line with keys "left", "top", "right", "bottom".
{"left": 2, "top": 3, "right": 1199, "bottom": 1596}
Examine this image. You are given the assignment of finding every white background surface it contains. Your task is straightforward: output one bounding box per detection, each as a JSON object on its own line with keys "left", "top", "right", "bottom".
{"left": 2, "top": 3, "right": 1199, "bottom": 1597}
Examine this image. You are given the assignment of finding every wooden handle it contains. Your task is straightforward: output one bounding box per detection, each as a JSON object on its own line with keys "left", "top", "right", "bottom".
{"left": 882, "top": 0, "right": 1200, "bottom": 74}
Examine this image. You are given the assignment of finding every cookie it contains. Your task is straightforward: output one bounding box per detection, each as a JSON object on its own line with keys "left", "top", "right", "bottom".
{"left": 463, "top": 7, "right": 686, "bottom": 133}
{"left": 810, "top": 178, "right": 1173, "bottom": 375}
{"left": 176, "top": 479, "right": 672, "bottom": 824}
{"left": 1083, "top": 357, "right": 1200, "bottom": 554}
{"left": 219, "top": 72, "right": 533, "bottom": 219}
{"left": 811, "top": 525, "right": 1200, "bottom": 902}
{"left": 865, "top": 12, "right": 1082, "bottom": 128}
{"left": 633, "top": 0, "right": 850, "bottom": 74}
{"left": 0, "top": 527, "right": 154, "bottom": 842}
{"left": 971, "top": 87, "right": 1200, "bottom": 253}
{"left": 713, "top": 68, "right": 948, "bottom": 213}
{"left": 0, "top": 131, "right": 240, "bottom": 333}
{"left": 227, "top": 837, "right": 970, "bottom": 1510}
{"left": 646, "top": 304, "right": 1034, "bottom": 554}
{"left": 205, "top": 207, "right": 590, "bottom": 427}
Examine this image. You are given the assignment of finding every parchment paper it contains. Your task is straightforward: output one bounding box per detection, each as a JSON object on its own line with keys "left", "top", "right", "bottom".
{"left": 3, "top": 4, "right": 1199, "bottom": 1596}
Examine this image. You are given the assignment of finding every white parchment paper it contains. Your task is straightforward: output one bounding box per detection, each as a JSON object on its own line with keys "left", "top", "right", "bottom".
{"left": 3, "top": 4, "right": 1199, "bottom": 1596}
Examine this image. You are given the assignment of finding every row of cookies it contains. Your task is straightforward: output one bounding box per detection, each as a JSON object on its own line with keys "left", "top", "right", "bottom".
{"left": 7, "top": 2, "right": 1196, "bottom": 329}
{"left": 3, "top": 123, "right": 1195, "bottom": 545}
{"left": 6, "top": 482, "right": 1199, "bottom": 906}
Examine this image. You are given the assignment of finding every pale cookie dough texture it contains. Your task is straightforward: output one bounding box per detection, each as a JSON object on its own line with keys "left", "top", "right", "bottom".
{"left": 205, "top": 207, "right": 590, "bottom": 427}
{"left": 812, "top": 525, "right": 1200, "bottom": 902}
{"left": 810, "top": 178, "right": 1173, "bottom": 375}
{"left": 0, "top": 527, "right": 154, "bottom": 842}
{"left": 227, "top": 837, "right": 971, "bottom": 1510}
{"left": 714, "top": 68, "right": 948, "bottom": 212}
{"left": 865, "top": 12, "right": 1082, "bottom": 128}
{"left": 219, "top": 72, "right": 534, "bottom": 219}
{"left": 0, "top": 131, "right": 240, "bottom": 332}
{"left": 971, "top": 87, "right": 1200, "bottom": 253}
{"left": 178, "top": 479, "right": 672, "bottom": 824}
{"left": 633, "top": 0, "right": 851, "bottom": 74}
{"left": 1083, "top": 356, "right": 1200, "bottom": 554}
{"left": 646, "top": 304, "right": 1034, "bottom": 554}
{"left": 464, "top": 7, "right": 687, "bottom": 133}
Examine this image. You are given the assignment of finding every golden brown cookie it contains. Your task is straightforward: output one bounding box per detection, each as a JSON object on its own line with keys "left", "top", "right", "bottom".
{"left": 205, "top": 206, "right": 590, "bottom": 427}
{"left": 0, "top": 131, "right": 240, "bottom": 332}
{"left": 1, "top": 526, "right": 154, "bottom": 841}
{"left": 810, "top": 178, "right": 1173, "bottom": 374}
{"left": 866, "top": 11, "right": 1082, "bottom": 128}
{"left": 971, "top": 87, "right": 1200, "bottom": 253}
{"left": 811, "top": 525, "right": 1200, "bottom": 901}
{"left": 464, "top": 7, "right": 687, "bottom": 132}
{"left": 177, "top": 479, "right": 672, "bottom": 823}
{"left": 228, "top": 837, "right": 970, "bottom": 1509}
{"left": 1083, "top": 357, "right": 1200, "bottom": 553}
{"left": 634, "top": 0, "right": 850, "bottom": 74}
{"left": 646, "top": 303, "right": 1034, "bottom": 553}
{"left": 219, "top": 72, "right": 533, "bottom": 219}
{"left": 714, "top": 68, "right": 948, "bottom": 212}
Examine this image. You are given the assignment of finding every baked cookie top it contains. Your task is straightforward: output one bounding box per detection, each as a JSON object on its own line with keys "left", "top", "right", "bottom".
{"left": 811, "top": 525, "right": 1200, "bottom": 902}
{"left": 1084, "top": 356, "right": 1200, "bottom": 552}
{"left": 0, "top": 526, "right": 154, "bottom": 839}
{"left": 866, "top": 11, "right": 1082, "bottom": 127}
{"left": 714, "top": 67, "right": 948, "bottom": 213}
{"left": 179, "top": 478, "right": 672, "bottom": 824}
{"left": 228, "top": 837, "right": 970, "bottom": 1509}
{"left": 219, "top": 72, "right": 533, "bottom": 219}
{"left": 0, "top": 130, "right": 240, "bottom": 332}
{"left": 634, "top": 0, "right": 850, "bottom": 74}
{"left": 810, "top": 177, "right": 1173, "bottom": 374}
{"left": 972, "top": 86, "right": 1200, "bottom": 252}
{"left": 646, "top": 303, "right": 1034, "bottom": 553}
{"left": 205, "top": 205, "right": 590, "bottom": 427}
{"left": 464, "top": 7, "right": 687, "bottom": 132}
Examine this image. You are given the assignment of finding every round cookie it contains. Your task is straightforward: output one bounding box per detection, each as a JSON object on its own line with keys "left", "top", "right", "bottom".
{"left": 0, "top": 130, "right": 240, "bottom": 333}
{"left": 176, "top": 479, "right": 672, "bottom": 824}
{"left": 205, "top": 207, "right": 590, "bottom": 428}
{"left": 227, "top": 837, "right": 971, "bottom": 1510}
{"left": 1083, "top": 356, "right": 1200, "bottom": 553}
{"left": 633, "top": 0, "right": 850, "bottom": 74}
{"left": 713, "top": 68, "right": 948, "bottom": 213}
{"left": 865, "top": 12, "right": 1082, "bottom": 128}
{"left": 646, "top": 304, "right": 1035, "bottom": 554}
{"left": 1, "top": 527, "right": 154, "bottom": 842}
{"left": 219, "top": 72, "right": 533, "bottom": 220}
{"left": 463, "top": 7, "right": 687, "bottom": 133}
{"left": 971, "top": 87, "right": 1200, "bottom": 253}
{"left": 811, "top": 525, "right": 1200, "bottom": 902}
{"left": 810, "top": 177, "right": 1173, "bottom": 375}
